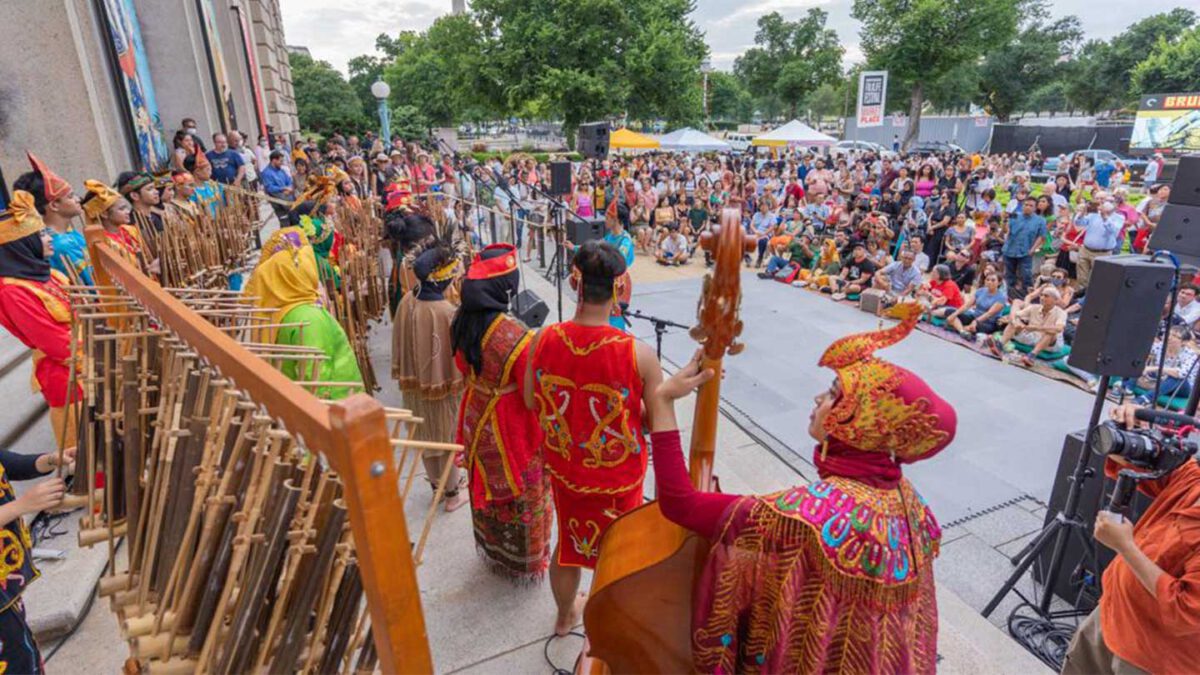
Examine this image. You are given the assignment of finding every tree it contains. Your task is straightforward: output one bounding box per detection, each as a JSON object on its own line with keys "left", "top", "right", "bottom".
{"left": 347, "top": 54, "right": 387, "bottom": 122}
{"left": 289, "top": 52, "right": 369, "bottom": 135}
{"left": 706, "top": 71, "right": 754, "bottom": 123}
{"left": 1064, "top": 9, "right": 1196, "bottom": 113}
{"left": 1132, "top": 26, "right": 1200, "bottom": 95}
{"left": 804, "top": 82, "right": 844, "bottom": 121}
{"left": 382, "top": 15, "right": 498, "bottom": 128}
{"left": 853, "top": 0, "right": 1020, "bottom": 149}
{"left": 390, "top": 104, "right": 432, "bottom": 141}
{"left": 977, "top": 4, "right": 1081, "bottom": 120}
{"left": 470, "top": 0, "right": 707, "bottom": 138}
{"left": 733, "top": 10, "right": 843, "bottom": 120}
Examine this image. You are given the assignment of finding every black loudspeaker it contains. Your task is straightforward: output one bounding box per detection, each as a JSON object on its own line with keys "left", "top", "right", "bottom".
{"left": 566, "top": 216, "right": 605, "bottom": 246}
{"left": 577, "top": 123, "right": 611, "bottom": 159}
{"left": 549, "top": 160, "right": 572, "bottom": 197}
{"left": 1168, "top": 155, "right": 1200, "bottom": 207}
{"left": 513, "top": 290, "right": 549, "bottom": 328}
{"left": 1036, "top": 431, "right": 1152, "bottom": 608}
{"left": 1148, "top": 203, "right": 1200, "bottom": 263}
{"left": 1067, "top": 255, "right": 1173, "bottom": 376}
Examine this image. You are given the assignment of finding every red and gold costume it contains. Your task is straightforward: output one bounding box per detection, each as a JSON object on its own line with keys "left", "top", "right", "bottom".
{"left": 454, "top": 245, "right": 552, "bottom": 581}
{"left": 652, "top": 304, "right": 955, "bottom": 673}
{"left": 83, "top": 179, "right": 145, "bottom": 269}
{"left": 0, "top": 193, "right": 79, "bottom": 450}
{"left": 532, "top": 321, "right": 646, "bottom": 568}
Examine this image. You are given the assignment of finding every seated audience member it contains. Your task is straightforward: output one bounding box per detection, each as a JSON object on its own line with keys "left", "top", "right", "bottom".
{"left": 1114, "top": 327, "right": 1197, "bottom": 404}
{"left": 656, "top": 227, "right": 690, "bottom": 266}
{"left": 1173, "top": 284, "right": 1200, "bottom": 326}
{"left": 922, "top": 264, "right": 965, "bottom": 320}
{"left": 946, "top": 272, "right": 1008, "bottom": 338}
{"left": 943, "top": 213, "right": 975, "bottom": 259}
{"left": 794, "top": 238, "right": 841, "bottom": 288}
{"left": 947, "top": 250, "right": 977, "bottom": 290}
{"left": 828, "top": 244, "right": 878, "bottom": 300}
{"left": 1012, "top": 266, "right": 1075, "bottom": 314}
{"left": 908, "top": 237, "right": 930, "bottom": 272}
{"left": 761, "top": 233, "right": 815, "bottom": 279}
{"left": 873, "top": 249, "right": 923, "bottom": 303}
{"left": 987, "top": 286, "right": 1067, "bottom": 366}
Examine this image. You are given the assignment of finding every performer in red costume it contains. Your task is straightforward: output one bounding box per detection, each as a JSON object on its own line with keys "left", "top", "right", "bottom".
{"left": 0, "top": 192, "right": 80, "bottom": 450}
{"left": 647, "top": 304, "right": 956, "bottom": 674}
{"left": 452, "top": 243, "right": 551, "bottom": 583}
{"left": 525, "top": 240, "right": 664, "bottom": 635}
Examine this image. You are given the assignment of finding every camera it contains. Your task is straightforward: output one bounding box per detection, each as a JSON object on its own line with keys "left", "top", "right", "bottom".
{"left": 1091, "top": 418, "right": 1199, "bottom": 472}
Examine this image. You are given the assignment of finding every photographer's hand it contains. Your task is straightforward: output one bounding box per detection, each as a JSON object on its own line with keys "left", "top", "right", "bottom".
{"left": 1095, "top": 510, "right": 1165, "bottom": 598}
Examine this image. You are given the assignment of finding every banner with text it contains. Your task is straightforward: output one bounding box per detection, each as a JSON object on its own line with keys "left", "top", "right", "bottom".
{"left": 857, "top": 71, "right": 888, "bottom": 128}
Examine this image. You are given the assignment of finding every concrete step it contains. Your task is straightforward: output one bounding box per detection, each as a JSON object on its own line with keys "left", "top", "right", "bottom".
{"left": 23, "top": 508, "right": 111, "bottom": 642}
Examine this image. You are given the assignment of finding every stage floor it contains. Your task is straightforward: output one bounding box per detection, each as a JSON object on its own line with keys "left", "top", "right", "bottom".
{"left": 627, "top": 273, "right": 1098, "bottom": 523}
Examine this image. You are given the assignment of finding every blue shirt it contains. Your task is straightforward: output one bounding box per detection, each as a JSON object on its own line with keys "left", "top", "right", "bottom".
{"left": 880, "top": 261, "right": 922, "bottom": 294}
{"left": 261, "top": 165, "right": 293, "bottom": 197}
{"left": 1003, "top": 212, "right": 1046, "bottom": 258}
{"left": 1095, "top": 161, "right": 1115, "bottom": 188}
{"left": 603, "top": 230, "right": 635, "bottom": 268}
{"left": 206, "top": 149, "right": 244, "bottom": 184}
{"left": 1080, "top": 212, "right": 1124, "bottom": 251}
{"left": 974, "top": 287, "right": 1007, "bottom": 313}
{"left": 751, "top": 212, "right": 777, "bottom": 236}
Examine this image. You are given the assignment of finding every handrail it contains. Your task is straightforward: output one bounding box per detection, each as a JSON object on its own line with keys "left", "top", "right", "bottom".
{"left": 84, "top": 226, "right": 433, "bottom": 673}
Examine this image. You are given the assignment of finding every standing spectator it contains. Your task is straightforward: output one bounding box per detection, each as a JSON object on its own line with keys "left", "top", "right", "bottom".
{"left": 229, "top": 131, "right": 257, "bottom": 188}
{"left": 1134, "top": 184, "right": 1170, "bottom": 252}
{"left": 1142, "top": 152, "right": 1163, "bottom": 185}
{"left": 261, "top": 150, "right": 294, "bottom": 224}
{"left": 206, "top": 133, "right": 245, "bottom": 186}
{"left": 1002, "top": 198, "right": 1046, "bottom": 298}
{"left": 1076, "top": 195, "right": 1124, "bottom": 288}
{"left": 254, "top": 135, "right": 271, "bottom": 172}
{"left": 182, "top": 117, "right": 207, "bottom": 152}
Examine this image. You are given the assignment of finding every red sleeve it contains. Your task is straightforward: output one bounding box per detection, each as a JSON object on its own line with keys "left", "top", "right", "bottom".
{"left": 0, "top": 286, "right": 71, "bottom": 362}
{"left": 651, "top": 430, "right": 738, "bottom": 539}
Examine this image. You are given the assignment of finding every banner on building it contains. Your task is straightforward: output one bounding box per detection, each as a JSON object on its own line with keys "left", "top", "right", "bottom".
{"left": 856, "top": 70, "right": 887, "bottom": 128}
{"left": 196, "top": 0, "right": 238, "bottom": 132}
{"left": 1131, "top": 92, "right": 1200, "bottom": 156}
{"left": 235, "top": 7, "right": 269, "bottom": 140}
{"left": 97, "top": 0, "right": 171, "bottom": 171}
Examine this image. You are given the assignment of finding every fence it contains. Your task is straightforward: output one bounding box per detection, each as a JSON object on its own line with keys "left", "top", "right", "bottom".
{"left": 990, "top": 124, "right": 1134, "bottom": 156}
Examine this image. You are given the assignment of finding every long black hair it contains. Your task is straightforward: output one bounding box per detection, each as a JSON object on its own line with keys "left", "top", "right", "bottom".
{"left": 451, "top": 247, "right": 519, "bottom": 374}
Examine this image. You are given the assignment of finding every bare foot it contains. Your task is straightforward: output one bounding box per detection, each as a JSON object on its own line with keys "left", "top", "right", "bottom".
{"left": 443, "top": 491, "right": 468, "bottom": 513}
{"left": 555, "top": 593, "right": 587, "bottom": 636}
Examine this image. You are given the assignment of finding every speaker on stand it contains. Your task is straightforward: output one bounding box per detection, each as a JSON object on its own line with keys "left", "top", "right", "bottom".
{"left": 576, "top": 123, "right": 611, "bottom": 160}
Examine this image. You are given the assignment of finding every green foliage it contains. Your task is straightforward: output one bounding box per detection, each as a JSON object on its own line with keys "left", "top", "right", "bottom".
{"left": 470, "top": 151, "right": 583, "bottom": 164}
{"left": 382, "top": 16, "right": 498, "bottom": 128}
{"left": 347, "top": 53, "right": 387, "bottom": 122}
{"left": 290, "top": 52, "right": 370, "bottom": 135}
{"left": 1065, "top": 9, "right": 1196, "bottom": 113}
{"left": 733, "top": 10, "right": 843, "bottom": 120}
{"left": 804, "top": 82, "right": 845, "bottom": 120}
{"left": 853, "top": 0, "right": 1020, "bottom": 146}
{"left": 706, "top": 71, "right": 754, "bottom": 123}
{"left": 977, "top": 2, "right": 1081, "bottom": 120}
{"left": 1132, "top": 26, "right": 1200, "bottom": 95}
{"left": 390, "top": 105, "right": 432, "bottom": 141}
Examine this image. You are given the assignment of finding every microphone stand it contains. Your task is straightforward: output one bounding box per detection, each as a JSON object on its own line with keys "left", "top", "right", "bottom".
{"left": 623, "top": 309, "right": 689, "bottom": 361}
{"left": 524, "top": 180, "right": 590, "bottom": 323}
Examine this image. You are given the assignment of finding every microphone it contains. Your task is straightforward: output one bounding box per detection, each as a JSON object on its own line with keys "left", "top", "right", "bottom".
{"left": 1133, "top": 407, "right": 1199, "bottom": 428}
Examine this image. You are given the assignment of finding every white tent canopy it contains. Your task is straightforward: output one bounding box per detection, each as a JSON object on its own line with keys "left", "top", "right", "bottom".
{"left": 658, "top": 127, "right": 731, "bottom": 152}
{"left": 751, "top": 120, "right": 836, "bottom": 147}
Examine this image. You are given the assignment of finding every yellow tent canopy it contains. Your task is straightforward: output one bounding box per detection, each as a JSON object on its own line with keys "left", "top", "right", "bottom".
{"left": 609, "top": 128, "right": 661, "bottom": 151}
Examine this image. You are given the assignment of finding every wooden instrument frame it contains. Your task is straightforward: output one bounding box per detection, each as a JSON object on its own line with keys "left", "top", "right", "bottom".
{"left": 85, "top": 226, "right": 433, "bottom": 673}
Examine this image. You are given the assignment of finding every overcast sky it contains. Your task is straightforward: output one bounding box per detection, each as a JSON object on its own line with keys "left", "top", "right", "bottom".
{"left": 280, "top": 0, "right": 1191, "bottom": 75}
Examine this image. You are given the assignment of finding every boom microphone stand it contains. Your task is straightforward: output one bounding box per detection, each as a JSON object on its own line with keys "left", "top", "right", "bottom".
{"left": 524, "top": 180, "right": 589, "bottom": 323}
{"left": 623, "top": 309, "right": 689, "bottom": 360}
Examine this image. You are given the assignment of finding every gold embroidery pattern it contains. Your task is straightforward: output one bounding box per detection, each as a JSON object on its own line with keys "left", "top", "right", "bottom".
{"left": 544, "top": 464, "right": 646, "bottom": 496}
{"left": 568, "top": 518, "right": 602, "bottom": 561}
{"left": 535, "top": 374, "right": 575, "bottom": 460}
{"left": 578, "top": 383, "right": 639, "bottom": 469}
{"left": 550, "top": 324, "right": 628, "bottom": 357}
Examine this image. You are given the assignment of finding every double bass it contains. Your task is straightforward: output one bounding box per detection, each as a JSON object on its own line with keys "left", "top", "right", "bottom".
{"left": 580, "top": 205, "right": 754, "bottom": 673}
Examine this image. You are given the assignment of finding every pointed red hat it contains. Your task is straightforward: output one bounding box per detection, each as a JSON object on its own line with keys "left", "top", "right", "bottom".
{"left": 26, "top": 152, "right": 72, "bottom": 202}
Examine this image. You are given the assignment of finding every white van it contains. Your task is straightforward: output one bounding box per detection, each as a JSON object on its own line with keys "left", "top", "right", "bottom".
{"left": 726, "top": 133, "right": 754, "bottom": 153}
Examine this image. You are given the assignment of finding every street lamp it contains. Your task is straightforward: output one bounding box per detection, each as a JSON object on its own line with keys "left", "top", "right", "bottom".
{"left": 371, "top": 78, "right": 392, "bottom": 143}
{"left": 700, "top": 59, "right": 713, "bottom": 129}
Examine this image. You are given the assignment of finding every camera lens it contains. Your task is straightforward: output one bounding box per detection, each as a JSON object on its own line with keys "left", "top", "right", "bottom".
{"left": 1091, "top": 422, "right": 1123, "bottom": 456}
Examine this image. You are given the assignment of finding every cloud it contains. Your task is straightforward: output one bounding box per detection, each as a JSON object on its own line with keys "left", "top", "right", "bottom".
{"left": 279, "top": 0, "right": 445, "bottom": 73}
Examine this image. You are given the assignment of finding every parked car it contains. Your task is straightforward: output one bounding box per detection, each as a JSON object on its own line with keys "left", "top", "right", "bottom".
{"left": 829, "top": 140, "right": 897, "bottom": 160}
{"left": 910, "top": 140, "right": 966, "bottom": 156}
{"left": 1041, "top": 149, "right": 1149, "bottom": 183}
{"left": 725, "top": 133, "right": 754, "bottom": 153}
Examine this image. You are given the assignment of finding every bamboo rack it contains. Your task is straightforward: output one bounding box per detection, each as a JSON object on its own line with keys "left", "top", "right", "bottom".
{"left": 83, "top": 227, "right": 433, "bottom": 673}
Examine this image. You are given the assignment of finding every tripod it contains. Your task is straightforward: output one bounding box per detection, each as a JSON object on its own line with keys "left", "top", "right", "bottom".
{"left": 623, "top": 309, "right": 689, "bottom": 360}
{"left": 525, "top": 180, "right": 587, "bottom": 323}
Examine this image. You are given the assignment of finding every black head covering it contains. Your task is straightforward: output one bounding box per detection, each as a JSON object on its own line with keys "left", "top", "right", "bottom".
{"left": 413, "top": 246, "right": 455, "bottom": 301}
{"left": 0, "top": 229, "right": 51, "bottom": 282}
{"left": 451, "top": 248, "right": 521, "bottom": 374}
